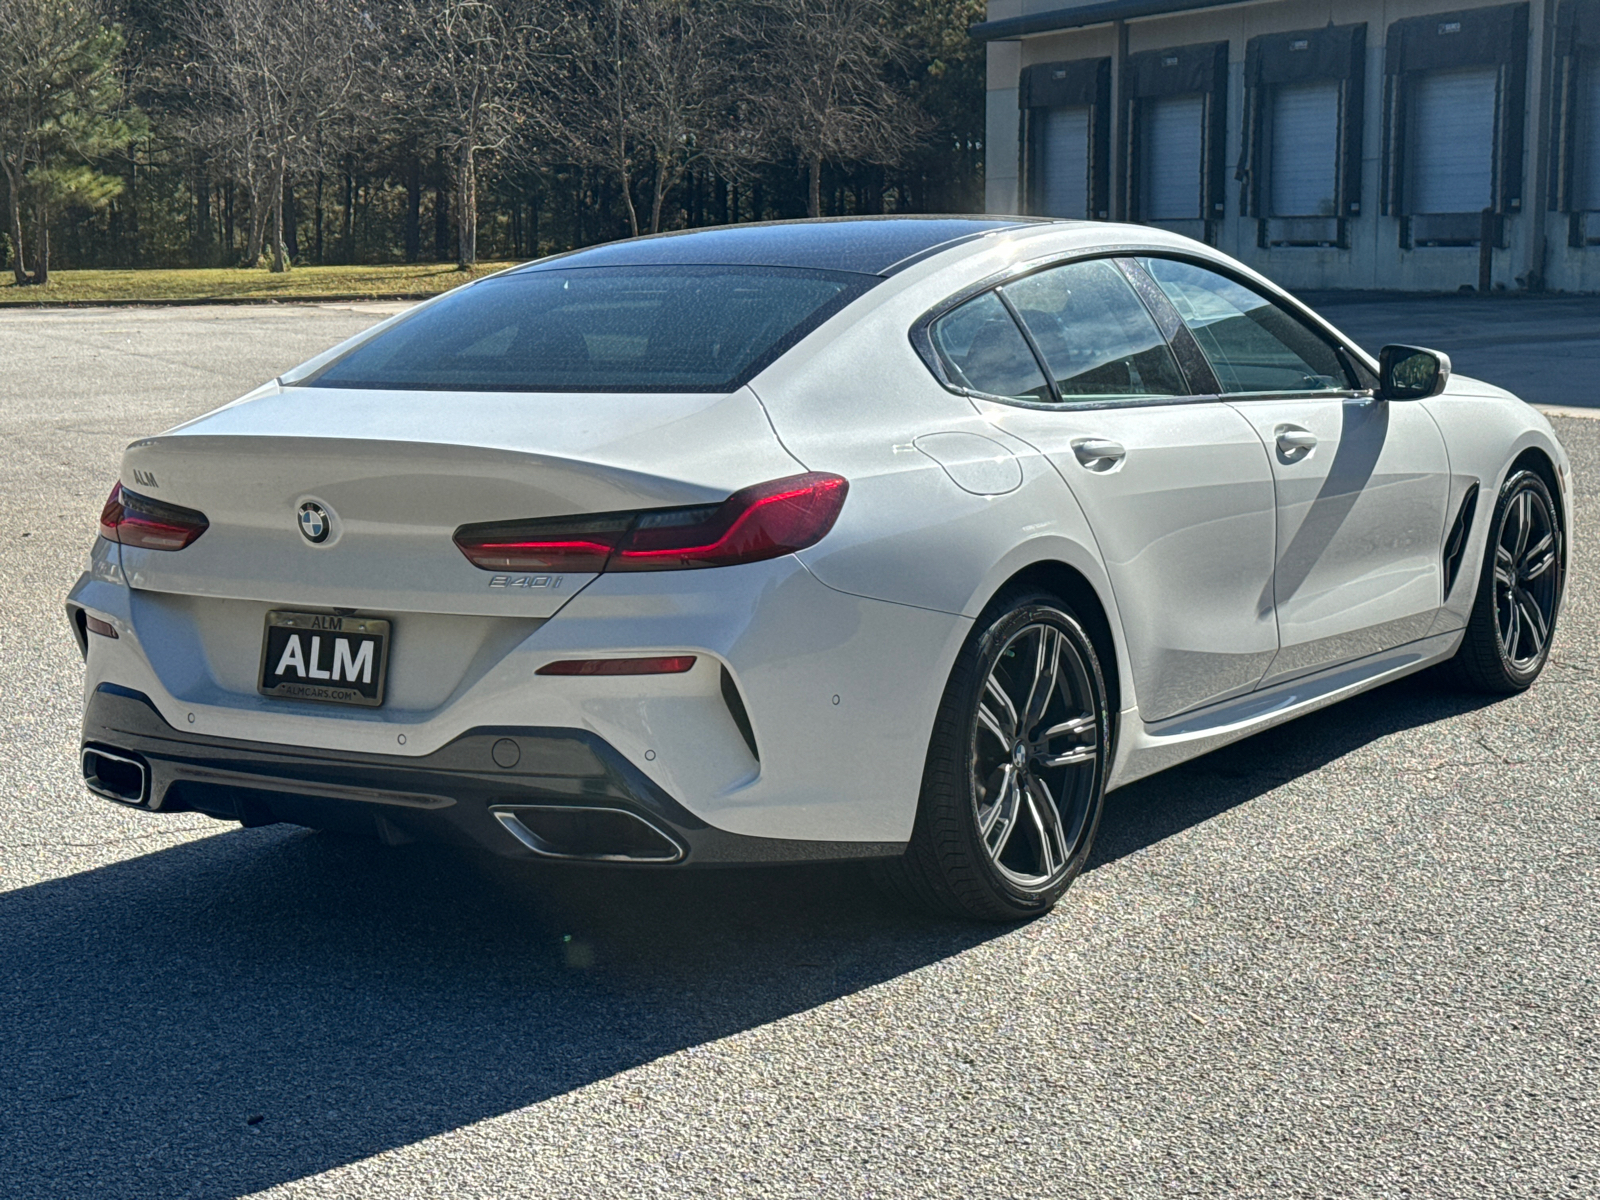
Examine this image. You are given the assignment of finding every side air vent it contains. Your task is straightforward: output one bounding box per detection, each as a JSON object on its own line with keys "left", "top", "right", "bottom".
{"left": 1442, "top": 483, "right": 1480, "bottom": 598}
{"left": 720, "top": 666, "right": 760, "bottom": 761}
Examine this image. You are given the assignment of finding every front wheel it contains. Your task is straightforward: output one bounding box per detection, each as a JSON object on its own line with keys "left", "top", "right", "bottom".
{"left": 1446, "top": 468, "right": 1564, "bottom": 693}
{"left": 876, "top": 589, "right": 1110, "bottom": 922}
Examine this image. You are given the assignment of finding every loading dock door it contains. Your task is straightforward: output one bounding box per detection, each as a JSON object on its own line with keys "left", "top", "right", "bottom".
{"left": 1037, "top": 106, "right": 1091, "bottom": 218}
{"left": 1408, "top": 66, "right": 1498, "bottom": 212}
{"left": 1270, "top": 81, "right": 1341, "bottom": 216}
{"left": 1583, "top": 59, "right": 1600, "bottom": 208}
{"left": 1143, "top": 94, "right": 1205, "bottom": 219}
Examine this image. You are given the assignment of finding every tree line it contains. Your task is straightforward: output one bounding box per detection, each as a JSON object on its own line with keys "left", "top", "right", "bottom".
{"left": 0, "top": 0, "right": 985, "bottom": 283}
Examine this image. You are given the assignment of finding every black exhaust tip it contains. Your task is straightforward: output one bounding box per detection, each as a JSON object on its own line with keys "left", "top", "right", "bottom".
{"left": 492, "top": 805, "right": 685, "bottom": 863}
{"left": 82, "top": 746, "right": 150, "bottom": 806}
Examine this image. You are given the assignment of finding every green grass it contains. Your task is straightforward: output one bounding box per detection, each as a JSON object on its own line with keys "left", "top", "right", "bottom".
{"left": 0, "top": 261, "right": 519, "bottom": 305}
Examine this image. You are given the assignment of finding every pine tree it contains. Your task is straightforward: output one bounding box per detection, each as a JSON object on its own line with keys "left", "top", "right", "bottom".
{"left": 0, "top": 0, "right": 145, "bottom": 284}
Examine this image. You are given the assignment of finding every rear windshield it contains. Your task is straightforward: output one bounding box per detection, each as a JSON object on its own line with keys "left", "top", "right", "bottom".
{"left": 302, "top": 265, "right": 875, "bottom": 393}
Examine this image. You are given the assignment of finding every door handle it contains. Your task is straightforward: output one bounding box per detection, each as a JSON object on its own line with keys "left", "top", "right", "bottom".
{"left": 1276, "top": 427, "right": 1318, "bottom": 454}
{"left": 1072, "top": 439, "right": 1126, "bottom": 470}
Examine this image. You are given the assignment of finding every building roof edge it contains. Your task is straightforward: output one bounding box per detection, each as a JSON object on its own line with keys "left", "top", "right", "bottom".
{"left": 969, "top": 0, "right": 1260, "bottom": 42}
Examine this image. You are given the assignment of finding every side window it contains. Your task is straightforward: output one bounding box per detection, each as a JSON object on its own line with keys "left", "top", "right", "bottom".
{"left": 1000, "top": 259, "right": 1187, "bottom": 399}
{"left": 929, "top": 291, "right": 1052, "bottom": 402}
{"left": 1139, "top": 258, "right": 1352, "bottom": 393}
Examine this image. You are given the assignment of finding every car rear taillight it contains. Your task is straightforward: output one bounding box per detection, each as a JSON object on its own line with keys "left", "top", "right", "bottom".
{"left": 453, "top": 472, "right": 848, "bottom": 574}
{"left": 99, "top": 483, "right": 210, "bottom": 551}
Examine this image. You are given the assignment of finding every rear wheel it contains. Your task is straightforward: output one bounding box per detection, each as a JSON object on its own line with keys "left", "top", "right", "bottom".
{"left": 1447, "top": 468, "right": 1563, "bottom": 693}
{"left": 876, "top": 589, "right": 1110, "bottom": 921}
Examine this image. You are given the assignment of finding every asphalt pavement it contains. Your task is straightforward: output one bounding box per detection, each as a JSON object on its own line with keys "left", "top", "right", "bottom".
{"left": 1302, "top": 291, "right": 1600, "bottom": 410}
{"left": 0, "top": 304, "right": 1596, "bottom": 1199}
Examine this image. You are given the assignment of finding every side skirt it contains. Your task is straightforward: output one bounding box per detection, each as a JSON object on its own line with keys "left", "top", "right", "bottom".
{"left": 1106, "top": 629, "right": 1465, "bottom": 789}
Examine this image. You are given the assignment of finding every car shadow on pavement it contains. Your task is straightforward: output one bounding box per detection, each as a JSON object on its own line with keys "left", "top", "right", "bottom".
{"left": 0, "top": 671, "right": 1501, "bottom": 1199}
{"left": 1088, "top": 668, "right": 1504, "bottom": 870}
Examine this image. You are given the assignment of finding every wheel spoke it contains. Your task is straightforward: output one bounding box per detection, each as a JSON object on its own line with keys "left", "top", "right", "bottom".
{"left": 1038, "top": 713, "right": 1097, "bottom": 768}
{"left": 981, "top": 674, "right": 1019, "bottom": 743}
{"left": 976, "top": 701, "right": 1010, "bottom": 749}
{"left": 1020, "top": 627, "right": 1060, "bottom": 731}
{"left": 1042, "top": 715, "right": 1096, "bottom": 739}
{"left": 1503, "top": 592, "right": 1522, "bottom": 657}
{"left": 1023, "top": 775, "right": 1067, "bottom": 878}
{"left": 1494, "top": 546, "right": 1517, "bottom": 590}
{"left": 983, "top": 766, "right": 1021, "bottom": 859}
{"left": 1038, "top": 746, "right": 1096, "bottom": 768}
{"left": 1516, "top": 590, "right": 1548, "bottom": 657}
{"left": 1511, "top": 491, "right": 1532, "bottom": 560}
{"left": 1520, "top": 532, "right": 1556, "bottom": 582}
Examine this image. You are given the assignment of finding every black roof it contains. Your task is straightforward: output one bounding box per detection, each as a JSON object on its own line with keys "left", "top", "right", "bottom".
{"left": 511, "top": 216, "right": 1039, "bottom": 277}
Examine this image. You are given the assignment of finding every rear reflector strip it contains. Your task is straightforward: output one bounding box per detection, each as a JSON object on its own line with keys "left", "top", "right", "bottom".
{"left": 84, "top": 615, "right": 118, "bottom": 639}
{"left": 536, "top": 656, "right": 697, "bottom": 677}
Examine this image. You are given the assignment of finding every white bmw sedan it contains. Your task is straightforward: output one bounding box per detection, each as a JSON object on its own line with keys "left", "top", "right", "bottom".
{"left": 68, "top": 217, "right": 1571, "bottom": 920}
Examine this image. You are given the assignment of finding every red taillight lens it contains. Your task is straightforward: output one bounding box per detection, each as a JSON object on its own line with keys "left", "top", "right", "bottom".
{"left": 453, "top": 473, "right": 848, "bottom": 574}
{"left": 450, "top": 512, "right": 633, "bottom": 573}
{"left": 536, "top": 656, "right": 697, "bottom": 676}
{"left": 99, "top": 483, "right": 210, "bottom": 551}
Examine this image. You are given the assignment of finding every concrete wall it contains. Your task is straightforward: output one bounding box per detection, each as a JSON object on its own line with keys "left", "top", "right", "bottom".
{"left": 984, "top": 0, "right": 1600, "bottom": 292}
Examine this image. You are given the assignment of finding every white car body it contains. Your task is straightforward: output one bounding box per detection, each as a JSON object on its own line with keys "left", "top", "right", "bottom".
{"left": 67, "top": 218, "right": 1572, "bottom": 866}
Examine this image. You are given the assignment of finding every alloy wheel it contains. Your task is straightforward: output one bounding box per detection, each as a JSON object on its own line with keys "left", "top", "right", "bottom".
{"left": 1493, "top": 481, "right": 1560, "bottom": 670}
{"left": 971, "top": 620, "right": 1101, "bottom": 888}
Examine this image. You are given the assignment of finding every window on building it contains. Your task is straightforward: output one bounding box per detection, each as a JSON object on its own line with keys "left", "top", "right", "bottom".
{"left": 1034, "top": 106, "right": 1091, "bottom": 218}
{"left": 1580, "top": 55, "right": 1600, "bottom": 210}
{"left": 1001, "top": 260, "right": 1187, "bottom": 399}
{"left": 1240, "top": 24, "right": 1365, "bottom": 248}
{"left": 1407, "top": 66, "right": 1498, "bottom": 215}
{"left": 1020, "top": 58, "right": 1110, "bottom": 221}
{"left": 1270, "top": 81, "right": 1341, "bottom": 217}
{"left": 1142, "top": 94, "right": 1206, "bottom": 220}
{"left": 1139, "top": 258, "right": 1351, "bottom": 394}
{"left": 1125, "top": 42, "right": 1228, "bottom": 237}
{"left": 1380, "top": 4, "right": 1528, "bottom": 248}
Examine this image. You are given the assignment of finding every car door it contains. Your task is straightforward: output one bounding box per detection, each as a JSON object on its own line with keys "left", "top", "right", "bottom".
{"left": 1137, "top": 257, "right": 1451, "bottom": 685}
{"left": 929, "top": 257, "right": 1279, "bottom": 723}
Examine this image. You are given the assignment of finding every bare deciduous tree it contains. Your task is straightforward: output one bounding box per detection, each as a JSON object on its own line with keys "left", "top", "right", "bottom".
{"left": 393, "top": 0, "right": 544, "bottom": 267}
{"left": 183, "top": 0, "right": 372, "bottom": 271}
{"left": 755, "top": 0, "right": 929, "bottom": 218}
{"left": 546, "top": 0, "right": 759, "bottom": 237}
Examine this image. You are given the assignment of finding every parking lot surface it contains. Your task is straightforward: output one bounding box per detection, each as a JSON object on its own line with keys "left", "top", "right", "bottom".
{"left": 1303, "top": 291, "right": 1600, "bottom": 410}
{"left": 1, "top": 304, "right": 1596, "bottom": 1199}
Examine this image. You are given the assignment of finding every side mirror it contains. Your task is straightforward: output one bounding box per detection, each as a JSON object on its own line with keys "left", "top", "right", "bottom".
{"left": 1378, "top": 344, "right": 1451, "bottom": 400}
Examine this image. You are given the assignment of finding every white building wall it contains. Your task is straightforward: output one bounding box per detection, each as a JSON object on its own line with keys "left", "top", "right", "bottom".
{"left": 987, "top": 0, "right": 1600, "bottom": 292}
{"left": 986, "top": 34, "right": 1022, "bottom": 214}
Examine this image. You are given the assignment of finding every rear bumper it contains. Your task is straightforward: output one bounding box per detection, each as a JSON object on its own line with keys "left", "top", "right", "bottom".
{"left": 81, "top": 684, "right": 904, "bottom": 866}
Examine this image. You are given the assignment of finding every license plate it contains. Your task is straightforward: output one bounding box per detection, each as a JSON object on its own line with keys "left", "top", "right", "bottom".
{"left": 258, "top": 611, "right": 390, "bottom": 707}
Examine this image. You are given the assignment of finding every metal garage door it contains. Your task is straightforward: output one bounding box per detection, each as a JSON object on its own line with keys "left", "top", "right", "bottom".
{"left": 1036, "top": 106, "right": 1090, "bottom": 219}
{"left": 1142, "top": 93, "right": 1204, "bottom": 219}
{"left": 1408, "top": 66, "right": 1497, "bottom": 213}
{"left": 1582, "top": 60, "right": 1600, "bottom": 210}
{"left": 1270, "top": 81, "right": 1340, "bottom": 217}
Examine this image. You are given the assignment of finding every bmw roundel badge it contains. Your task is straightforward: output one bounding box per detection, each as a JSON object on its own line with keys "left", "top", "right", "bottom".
{"left": 298, "top": 501, "right": 330, "bottom": 544}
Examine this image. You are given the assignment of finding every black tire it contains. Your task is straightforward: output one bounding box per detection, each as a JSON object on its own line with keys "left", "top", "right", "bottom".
{"left": 1446, "top": 468, "right": 1564, "bottom": 694}
{"left": 875, "top": 588, "right": 1110, "bottom": 922}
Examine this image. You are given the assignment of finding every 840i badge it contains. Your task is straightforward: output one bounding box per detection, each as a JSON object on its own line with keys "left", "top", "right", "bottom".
{"left": 258, "top": 611, "right": 390, "bottom": 706}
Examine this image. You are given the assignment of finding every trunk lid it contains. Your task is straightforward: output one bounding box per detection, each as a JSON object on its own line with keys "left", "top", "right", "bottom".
{"left": 117, "top": 384, "right": 803, "bottom": 619}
